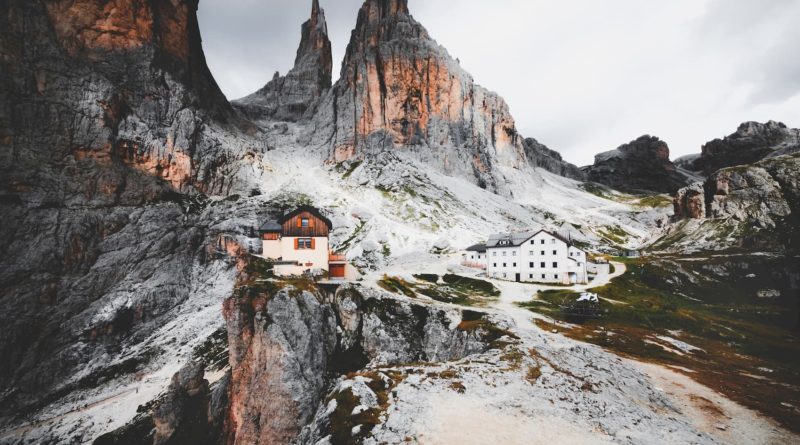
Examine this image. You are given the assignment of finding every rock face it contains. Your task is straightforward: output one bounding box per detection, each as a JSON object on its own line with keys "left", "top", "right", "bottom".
{"left": 222, "top": 276, "right": 503, "bottom": 445}
{"left": 583, "top": 135, "right": 688, "bottom": 193}
{"left": 309, "top": 0, "right": 570, "bottom": 191}
{"left": 672, "top": 154, "right": 800, "bottom": 251}
{"left": 233, "top": 0, "right": 332, "bottom": 122}
{"left": 689, "top": 121, "right": 800, "bottom": 175}
{"left": 0, "top": 0, "right": 262, "bottom": 422}
{"left": 674, "top": 154, "right": 799, "bottom": 224}
{"left": 523, "top": 138, "right": 585, "bottom": 180}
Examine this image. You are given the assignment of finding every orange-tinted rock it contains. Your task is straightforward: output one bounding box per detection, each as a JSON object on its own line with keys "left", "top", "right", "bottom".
{"left": 311, "top": 0, "right": 531, "bottom": 191}
{"left": 44, "top": 0, "right": 155, "bottom": 56}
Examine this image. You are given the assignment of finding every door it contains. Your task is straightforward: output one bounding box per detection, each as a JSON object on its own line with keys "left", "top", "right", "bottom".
{"left": 515, "top": 273, "right": 521, "bottom": 283}
{"left": 330, "top": 264, "right": 346, "bottom": 279}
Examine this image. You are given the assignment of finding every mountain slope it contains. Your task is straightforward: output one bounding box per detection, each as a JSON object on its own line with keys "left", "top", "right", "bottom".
{"left": 0, "top": 0, "right": 264, "bottom": 423}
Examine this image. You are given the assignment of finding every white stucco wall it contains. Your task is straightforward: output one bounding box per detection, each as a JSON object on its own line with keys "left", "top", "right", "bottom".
{"left": 486, "top": 232, "right": 588, "bottom": 284}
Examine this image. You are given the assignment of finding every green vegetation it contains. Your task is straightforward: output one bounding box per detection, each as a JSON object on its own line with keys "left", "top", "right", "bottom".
{"left": 441, "top": 274, "right": 501, "bottom": 297}
{"left": 379, "top": 274, "right": 500, "bottom": 307}
{"left": 520, "top": 254, "right": 800, "bottom": 432}
{"left": 579, "top": 182, "right": 617, "bottom": 200}
{"left": 597, "top": 225, "right": 629, "bottom": 245}
{"left": 378, "top": 275, "right": 417, "bottom": 298}
{"left": 636, "top": 194, "right": 673, "bottom": 208}
{"left": 342, "top": 161, "right": 362, "bottom": 179}
{"left": 326, "top": 370, "right": 406, "bottom": 444}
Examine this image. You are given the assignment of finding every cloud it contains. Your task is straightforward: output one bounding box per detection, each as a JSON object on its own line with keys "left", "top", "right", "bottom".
{"left": 197, "top": 0, "right": 800, "bottom": 166}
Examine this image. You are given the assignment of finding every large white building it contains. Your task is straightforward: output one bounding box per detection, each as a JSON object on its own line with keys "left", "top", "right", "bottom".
{"left": 485, "top": 230, "right": 588, "bottom": 284}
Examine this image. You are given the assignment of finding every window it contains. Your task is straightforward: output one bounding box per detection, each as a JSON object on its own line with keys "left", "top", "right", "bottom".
{"left": 553, "top": 262, "right": 558, "bottom": 268}
{"left": 512, "top": 251, "right": 517, "bottom": 257}
{"left": 540, "top": 262, "right": 545, "bottom": 268}
{"left": 529, "top": 274, "right": 533, "bottom": 279}
{"left": 529, "top": 251, "right": 534, "bottom": 256}
{"left": 540, "top": 239, "right": 545, "bottom": 245}
{"left": 296, "top": 238, "right": 313, "bottom": 249}
{"left": 540, "top": 250, "right": 544, "bottom": 255}
{"left": 529, "top": 262, "right": 534, "bottom": 268}
{"left": 513, "top": 263, "right": 517, "bottom": 267}
{"left": 493, "top": 252, "right": 497, "bottom": 257}
{"left": 493, "top": 263, "right": 497, "bottom": 267}
{"left": 503, "top": 263, "right": 507, "bottom": 267}
{"left": 551, "top": 239, "right": 556, "bottom": 244}
{"left": 541, "top": 274, "right": 546, "bottom": 279}
{"left": 502, "top": 251, "right": 507, "bottom": 257}
{"left": 301, "top": 218, "right": 310, "bottom": 227}
{"left": 530, "top": 240, "right": 535, "bottom": 245}
{"left": 554, "top": 274, "right": 559, "bottom": 279}
{"left": 503, "top": 273, "right": 507, "bottom": 278}
{"left": 553, "top": 250, "right": 557, "bottom": 255}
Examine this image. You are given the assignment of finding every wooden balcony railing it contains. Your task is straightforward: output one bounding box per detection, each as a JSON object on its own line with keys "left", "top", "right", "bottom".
{"left": 329, "top": 252, "right": 347, "bottom": 262}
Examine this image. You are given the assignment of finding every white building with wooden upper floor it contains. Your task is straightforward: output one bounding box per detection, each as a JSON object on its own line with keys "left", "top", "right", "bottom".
{"left": 258, "top": 206, "right": 352, "bottom": 279}
{"left": 485, "top": 229, "right": 588, "bottom": 284}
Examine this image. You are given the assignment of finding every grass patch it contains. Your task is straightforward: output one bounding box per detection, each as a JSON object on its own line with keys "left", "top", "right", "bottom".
{"left": 378, "top": 276, "right": 417, "bottom": 298}
{"left": 520, "top": 253, "right": 800, "bottom": 433}
{"left": 636, "top": 194, "right": 673, "bottom": 208}
{"left": 342, "top": 161, "right": 362, "bottom": 179}
{"left": 442, "top": 274, "right": 500, "bottom": 297}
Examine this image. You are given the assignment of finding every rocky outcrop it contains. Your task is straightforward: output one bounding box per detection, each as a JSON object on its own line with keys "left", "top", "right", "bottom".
{"left": 0, "top": 0, "right": 263, "bottom": 422}
{"left": 93, "top": 361, "right": 229, "bottom": 445}
{"left": 582, "top": 135, "right": 688, "bottom": 193}
{"left": 523, "top": 138, "right": 585, "bottom": 180}
{"left": 309, "top": 0, "right": 538, "bottom": 192}
{"left": 674, "top": 155, "right": 799, "bottom": 223}
{"left": 234, "top": 0, "right": 332, "bottom": 122}
{"left": 688, "top": 121, "right": 800, "bottom": 175}
{"left": 222, "top": 272, "right": 507, "bottom": 445}
{"left": 673, "top": 182, "right": 706, "bottom": 219}
{"left": 671, "top": 154, "right": 800, "bottom": 251}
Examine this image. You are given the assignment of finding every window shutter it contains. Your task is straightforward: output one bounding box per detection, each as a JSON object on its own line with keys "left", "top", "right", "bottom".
{"left": 309, "top": 218, "right": 315, "bottom": 228}
{"left": 297, "top": 218, "right": 302, "bottom": 228}
{"left": 311, "top": 238, "right": 316, "bottom": 249}
{"left": 294, "top": 238, "right": 299, "bottom": 250}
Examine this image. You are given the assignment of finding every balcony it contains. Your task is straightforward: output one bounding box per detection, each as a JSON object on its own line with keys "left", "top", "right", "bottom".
{"left": 329, "top": 252, "right": 347, "bottom": 263}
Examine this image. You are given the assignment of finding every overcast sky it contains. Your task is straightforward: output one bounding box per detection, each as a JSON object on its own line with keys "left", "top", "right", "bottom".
{"left": 197, "top": 0, "right": 800, "bottom": 166}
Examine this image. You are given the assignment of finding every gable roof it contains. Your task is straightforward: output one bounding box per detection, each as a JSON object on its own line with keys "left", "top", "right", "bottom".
{"left": 486, "top": 229, "right": 578, "bottom": 249}
{"left": 465, "top": 243, "right": 487, "bottom": 252}
{"left": 258, "top": 206, "right": 334, "bottom": 233}
{"left": 486, "top": 231, "right": 537, "bottom": 248}
{"left": 279, "top": 206, "right": 333, "bottom": 230}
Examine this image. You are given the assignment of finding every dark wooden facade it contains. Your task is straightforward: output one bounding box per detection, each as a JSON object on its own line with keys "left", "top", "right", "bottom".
{"left": 281, "top": 210, "right": 330, "bottom": 237}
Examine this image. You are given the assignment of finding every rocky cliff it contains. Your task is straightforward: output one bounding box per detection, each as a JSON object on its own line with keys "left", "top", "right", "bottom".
{"left": 0, "top": 0, "right": 264, "bottom": 424}
{"left": 582, "top": 135, "right": 689, "bottom": 194}
{"left": 307, "top": 0, "right": 577, "bottom": 192}
{"left": 668, "top": 153, "right": 800, "bottom": 252}
{"left": 233, "top": 0, "right": 333, "bottom": 122}
{"left": 523, "top": 138, "right": 585, "bottom": 180}
{"left": 687, "top": 121, "right": 800, "bottom": 175}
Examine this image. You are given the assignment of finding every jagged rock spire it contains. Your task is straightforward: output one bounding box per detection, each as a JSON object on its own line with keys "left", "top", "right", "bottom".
{"left": 234, "top": 0, "right": 332, "bottom": 122}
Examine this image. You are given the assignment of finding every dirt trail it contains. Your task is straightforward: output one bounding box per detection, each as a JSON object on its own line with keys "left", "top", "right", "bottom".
{"left": 634, "top": 361, "right": 796, "bottom": 445}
